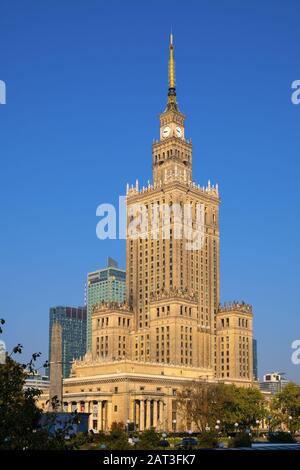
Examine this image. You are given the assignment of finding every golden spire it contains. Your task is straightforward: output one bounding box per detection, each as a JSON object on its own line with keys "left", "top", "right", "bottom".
{"left": 169, "top": 33, "right": 175, "bottom": 89}
{"left": 167, "top": 32, "right": 178, "bottom": 111}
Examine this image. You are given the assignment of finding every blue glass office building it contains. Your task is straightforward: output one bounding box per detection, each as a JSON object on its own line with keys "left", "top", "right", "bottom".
{"left": 87, "top": 258, "right": 126, "bottom": 350}
{"left": 49, "top": 306, "right": 87, "bottom": 378}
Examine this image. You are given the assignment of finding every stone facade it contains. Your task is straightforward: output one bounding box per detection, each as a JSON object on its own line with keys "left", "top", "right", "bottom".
{"left": 40, "top": 35, "right": 255, "bottom": 432}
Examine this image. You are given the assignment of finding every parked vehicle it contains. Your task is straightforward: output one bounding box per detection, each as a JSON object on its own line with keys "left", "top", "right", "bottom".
{"left": 175, "top": 437, "right": 199, "bottom": 449}
{"left": 159, "top": 440, "right": 170, "bottom": 448}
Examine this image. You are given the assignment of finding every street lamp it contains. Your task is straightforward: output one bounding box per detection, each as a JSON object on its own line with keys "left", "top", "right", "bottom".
{"left": 288, "top": 415, "right": 293, "bottom": 433}
{"left": 172, "top": 419, "right": 177, "bottom": 447}
{"left": 256, "top": 419, "right": 260, "bottom": 438}
{"left": 234, "top": 422, "right": 239, "bottom": 434}
{"left": 126, "top": 419, "right": 130, "bottom": 435}
{"left": 267, "top": 415, "right": 272, "bottom": 436}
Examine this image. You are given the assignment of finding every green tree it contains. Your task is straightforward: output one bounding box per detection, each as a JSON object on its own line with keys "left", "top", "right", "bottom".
{"left": 177, "top": 382, "right": 266, "bottom": 433}
{"left": 0, "top": 319, "right": 77, "bottom": 449}
{"left": 271, "top": 382, "right": 300, "bottom": 433}
{"left": 136, "top": 429, "right": 161, "bottom": 450}
{"left": 232, "top": 386, "right": 266, "bottom": 430}
{"left": 106, "top": 422, "right": 131, "bottom": 450}
{"left": 0, "top": 354, "right": 45, "bottom": 449}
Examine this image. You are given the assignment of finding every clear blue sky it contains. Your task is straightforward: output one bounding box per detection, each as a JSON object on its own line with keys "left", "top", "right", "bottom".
{"left": 0, "top": 0, "right": 299, "bottom": 382}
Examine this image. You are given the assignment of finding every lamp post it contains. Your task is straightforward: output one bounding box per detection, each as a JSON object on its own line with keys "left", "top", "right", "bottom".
{"left": 126, "top": 419, "right": 130, "bottom": 436}
{"left": 234, "top": 422, "right": 239, "bottom": 434}
{"left": 172, "top": 419, "right": 177, "bottom": 447}
{"left": 216, "top": 419, "right": 221, "bottom": 436}
{"left": 267, "top": 415, "right": 272, "bottom": 436}
{"left": 256, "top": 419, "right": 260, "bottom": 439}
{"left": 288, "top": 415, "right": 293, "bottom": 433}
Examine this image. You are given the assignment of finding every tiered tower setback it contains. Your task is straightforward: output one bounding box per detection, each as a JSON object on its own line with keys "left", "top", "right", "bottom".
{"left": 58, "top": 35, "right": 254, "bottom": 433}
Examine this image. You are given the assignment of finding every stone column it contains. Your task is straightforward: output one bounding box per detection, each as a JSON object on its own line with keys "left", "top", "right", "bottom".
{"left": 161, "top": 401, "right": 166, "bottom": 431}
{"left": 168, "top": 399, "right": 173, "bottom": 432}
{"left": 129, "top": 399, "right": 135, "bottom": 423}
{"left": 87, "top": 402, "right": 93, "bottom": 430}
{"left": 98, "top": 401, "right": 103, "bottom": 432}
{"left": 140, "top": 400, "right": 145, "bottom": 431}
{"left": 146, "top": 400, "right": 151, "bottom": 429}
{"left": 107, "top": 401, "right": 112, "bottom": 431}
{"left": 153, "top": 400, "right": 158, "bottom": 429}
{"left": 103, "top": 401, "right": 107, "bottom": 431}
{"left": 136, "top": 401, "right": 140, "bottom": 430}
{"left": 133, "top": 400, "right": 136, "bottom": 426}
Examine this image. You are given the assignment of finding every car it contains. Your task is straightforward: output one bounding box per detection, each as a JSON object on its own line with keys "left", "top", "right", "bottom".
{"left": 175, "top": 437, "right": 199, "bottom": 449}
{"left": 159, "top": 440, "right": 170, "bottom": 447}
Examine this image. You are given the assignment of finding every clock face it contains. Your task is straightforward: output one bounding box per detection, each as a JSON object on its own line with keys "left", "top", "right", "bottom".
{"left": 162, "top": 126, "right": 170, "bottom": 138}
{"left": 175, "top": 126, "right": 182, "bottom": 137}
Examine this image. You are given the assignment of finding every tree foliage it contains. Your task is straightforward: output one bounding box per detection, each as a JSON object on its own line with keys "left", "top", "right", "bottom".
{"left": 177, "top": 382, "right": 266, "bottom": 432}
{"left": 270, "top": 382, "right": 300, "bottom": 432}
{"left": 0, "top": 320, "right": 77, "bottom": 449}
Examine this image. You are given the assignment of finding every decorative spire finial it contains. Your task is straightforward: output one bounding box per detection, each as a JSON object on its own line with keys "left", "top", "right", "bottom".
{"left": 167, "top": 32, "right": 178, "bottom": 111}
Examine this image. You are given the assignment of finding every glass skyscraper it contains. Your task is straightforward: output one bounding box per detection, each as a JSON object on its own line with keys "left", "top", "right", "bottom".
{"left": 87, "top": 258, "right": 126, "bottom": 350}
{"left": 49, "top": 306, "right": 87, "bottom": 378}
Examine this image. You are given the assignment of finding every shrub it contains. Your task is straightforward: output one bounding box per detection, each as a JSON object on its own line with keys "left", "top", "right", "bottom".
{"left": 268, "top": 432, "right": 296, "bottom": 444}
{"left": 136, "top": 429, "right": 161, "bottom": 450}
{"left": 110, "top": 421, "right": 125, "bottom": 432}
{"left": 228, "top": 432, "right": 252, "bottom": 448}
{"left": 106, "top": 432, "right": 131, "bottom": 450}
{"left": 197, "top": 432, "right": 218, "bottom": 448}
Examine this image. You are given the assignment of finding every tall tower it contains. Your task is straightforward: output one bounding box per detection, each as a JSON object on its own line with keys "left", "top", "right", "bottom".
{"left": 62, "top": 35, "right": 255, "bottom": 436}
{"left": 49, "top": 305, "right": 87, "bottom": 378}
{"left": 49, "top": 322, "right": 63, "bottom": 411}
{"left": 126, "top": 35, "right": 220, "bottom": 372}
{"left": 216, "top": 303, "right": 253, "bottom": 381}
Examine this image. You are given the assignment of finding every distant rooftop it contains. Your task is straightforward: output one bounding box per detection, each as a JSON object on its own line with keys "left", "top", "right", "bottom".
{"left": 107, "top": 257, "right": 118, "bottom": 268}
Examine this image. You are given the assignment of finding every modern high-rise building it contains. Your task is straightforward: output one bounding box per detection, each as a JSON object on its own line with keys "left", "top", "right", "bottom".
{"left": 87, "top": 258, "right": 126, "bottom": 350}
{"left": 48, "top": 306, "right": 87, "bottom": 378}
{"left": 259, "top": 372, "right": 289, "bottom": 395}
{"left": 24, "top": 372, "right": 50, "bottom": 394}
{"left": 253, "top": 338, "right": 258, "bottom": 380}
{"left": 58, "top": 35, "right": 254, "bottom": 432}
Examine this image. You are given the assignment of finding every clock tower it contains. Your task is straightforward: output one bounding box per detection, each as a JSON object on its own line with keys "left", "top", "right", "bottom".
{"left": 153, "top": 34, "right": 192, "bottom": 186}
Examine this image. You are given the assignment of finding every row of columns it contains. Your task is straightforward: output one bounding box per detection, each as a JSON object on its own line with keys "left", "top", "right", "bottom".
{"left": 132, "top": 399, "right": 165, "bottom": 431}
{"left": 63, "top": 400, "right": 112, "bottom": 432}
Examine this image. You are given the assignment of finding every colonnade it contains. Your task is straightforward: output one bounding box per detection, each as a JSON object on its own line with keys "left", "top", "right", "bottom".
{"left": 132, "top": 399, "right": 165, "bottom": 431}
{"left": 63, "top": 399, "right": 112, "bottom": 432}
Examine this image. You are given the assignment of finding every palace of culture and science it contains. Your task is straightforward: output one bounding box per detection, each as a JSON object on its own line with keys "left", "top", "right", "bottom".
{"left": 48, "top": 35, "right": 254, "bottom": 432}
